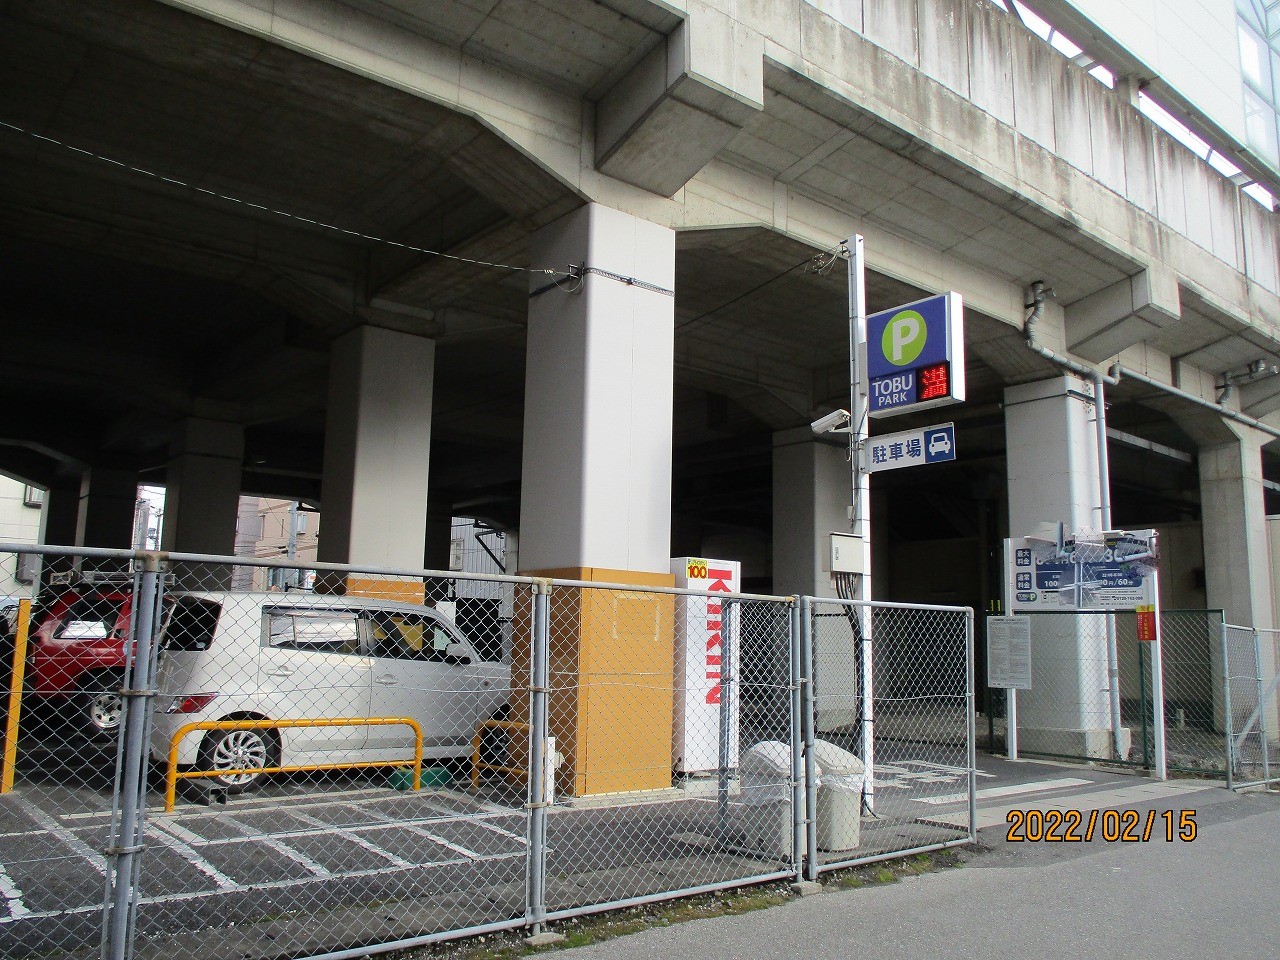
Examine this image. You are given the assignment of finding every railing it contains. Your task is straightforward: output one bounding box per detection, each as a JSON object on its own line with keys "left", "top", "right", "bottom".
{"left": 471, "top": 717, "right": 529, "bottom": 788}
{"left": 164, "top": 715, "right": 424, "bottom": 811}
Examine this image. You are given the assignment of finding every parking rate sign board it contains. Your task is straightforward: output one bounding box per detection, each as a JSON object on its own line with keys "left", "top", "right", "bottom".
{"left": 864, "top": 422, "right": 956, "bottom": 473}
{"left": 1006, "top": 530, "right": 1158, "bottom": 611}
{"left": 866, "top": 292, "right": 966, "bottom": 418}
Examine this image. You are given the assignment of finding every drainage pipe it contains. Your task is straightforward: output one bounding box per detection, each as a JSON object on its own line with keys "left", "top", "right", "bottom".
{"left": 1107, "top": 364, "right": 1280, "bottom": 441}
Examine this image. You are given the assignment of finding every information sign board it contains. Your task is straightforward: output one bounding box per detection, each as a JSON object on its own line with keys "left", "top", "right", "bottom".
{"left": 987, "top": 616, "right": 1032, "bottom": 689}
{"left": 865, "top": 422, "right": 956, "bottom": 473}
{"left": 1006, "top": 529, "right": 1158, "bottom": 612}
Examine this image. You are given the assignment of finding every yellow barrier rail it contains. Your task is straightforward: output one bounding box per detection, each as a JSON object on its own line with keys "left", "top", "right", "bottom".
{"left": 166, "top": 716, "right": 423, "bottom": 812}
{"left": 471, "top": 718, "right": 529, "bottom": 789}
{"left": 1, "top": 599, "right": 32, "bottom": 794}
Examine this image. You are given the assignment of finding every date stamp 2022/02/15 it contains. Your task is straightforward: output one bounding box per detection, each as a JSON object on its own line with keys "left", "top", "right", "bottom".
{"left": 1005, "top": 809, "right": 1197, "bottom": 843}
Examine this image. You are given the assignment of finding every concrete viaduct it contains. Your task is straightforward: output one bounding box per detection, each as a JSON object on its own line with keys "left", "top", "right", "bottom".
{"left": 1, "top": 0, "right": 1277, "bottom": 760}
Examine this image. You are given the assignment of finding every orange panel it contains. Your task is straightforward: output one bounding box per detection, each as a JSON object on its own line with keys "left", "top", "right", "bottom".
{"left": 521, "top": 568, "right": 675, "bottom": 797}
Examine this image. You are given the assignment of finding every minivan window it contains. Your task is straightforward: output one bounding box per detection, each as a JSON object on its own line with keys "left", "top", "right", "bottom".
{"left": 368, "top": 612, "right": 458, "bottom": 663}
{"left": 163, "top": 598, "right": 221, "bottom": 651}
{"left": 268, "top": 611, "right": 360, "bottom": 654}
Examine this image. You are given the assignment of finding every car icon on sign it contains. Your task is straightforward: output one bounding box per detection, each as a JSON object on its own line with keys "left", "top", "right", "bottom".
{"left": 927, "top": 432, "right": 952, "bottom": 456}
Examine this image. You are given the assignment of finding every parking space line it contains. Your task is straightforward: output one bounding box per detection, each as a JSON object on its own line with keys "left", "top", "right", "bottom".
{"left": 13, "top": 797, "right": 106, "bottom": 876}
{"left": 913, "top": 777, "right": 1094, "bottom": 806}
{"left": 413, "top": 800, "right": 526, "bottom": 842}
{"left": 344, "top": 803, "right": 485, "bottom": 859}
{"left": 216, "top": 815, "right": 332, "bottom": 879}
{"left": 0, "top": 862, "right": 30, "bottom": 920}
{"left": 146, "top": 825, "right": 241, "bottom": 890}
{"left": 64, "top": 786, "right": 412, "bottom": 821}
{"left": 0, "top": 829, "right": 45, "bottom": 840}
{"left": 286, "top": 811, "right": 417, "bottom": 868}
{"left": 0, "top": 848, "right": 529, "bottom": 927}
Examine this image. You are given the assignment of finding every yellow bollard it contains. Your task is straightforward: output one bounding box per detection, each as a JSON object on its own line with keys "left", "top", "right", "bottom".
{"left": 2, "top": 599, "right": 32, "bottom": 794}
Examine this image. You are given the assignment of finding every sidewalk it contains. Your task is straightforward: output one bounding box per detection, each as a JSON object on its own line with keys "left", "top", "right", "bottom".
{"left": 558, "top": 774, "right": 1280, "bottom": 960}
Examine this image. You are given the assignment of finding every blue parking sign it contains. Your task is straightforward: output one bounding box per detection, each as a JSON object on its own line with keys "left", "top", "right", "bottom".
{"left": 923, "top": 425, "right": 956, "bottom": 463}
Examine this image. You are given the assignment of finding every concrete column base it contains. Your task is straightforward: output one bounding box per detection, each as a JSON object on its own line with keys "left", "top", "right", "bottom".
{"left": 514, "top": 567, "right": 675, "bottom": 798}
{"left": 1018, "top": 725, "right": 1132, "bottom": 761}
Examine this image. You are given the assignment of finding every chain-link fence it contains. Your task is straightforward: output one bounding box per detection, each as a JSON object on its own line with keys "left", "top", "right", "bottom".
{"left": 803, "top": 599, "right": 975, "bottom": 876}
{"left": 1224, "top": 624, "right": 1280, "bottom": 790}
{"left": 0, "top": 544, "right": 976, "bottom": 960}
{"left": 992, "top": 610, "right": 1233, "bottom": 779}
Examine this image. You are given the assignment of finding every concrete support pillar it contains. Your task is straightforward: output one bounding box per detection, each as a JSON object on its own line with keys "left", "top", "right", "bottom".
{"left": 517, "top": 202, "right": 675, "bottom": 796}
{"left": 162, "top": 419, "right": 244, "bottom": 576}
{"left": 771, "top": 428, "right": 848, "bottom": 598}
{"left": 519, "top": 203, "right": 675, "bottom": 575}
{"left": 1005, "top": 375, "right": 1125, "bottom": 758}
{"left": 76, "top": 468, "right": 139, "bottom": 549}
{"left": 40, "top": 474, "right": 82, "bottom": 547}
{"left": 316, "top": 325, "right": 434, "bottom": 601}
{"left": 772, "top": 428, "right": 856, "bottom": 731}
{"left": 1199, "top": 424, "right": 1277, "bottom": 732}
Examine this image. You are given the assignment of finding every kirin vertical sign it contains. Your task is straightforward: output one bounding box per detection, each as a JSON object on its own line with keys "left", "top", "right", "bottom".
{"left": 671, "top": 557, "right": 741, "bottom": 774}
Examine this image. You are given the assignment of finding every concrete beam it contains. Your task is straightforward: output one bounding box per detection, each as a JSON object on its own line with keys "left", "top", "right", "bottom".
{"left": 596, "top": 9, "right": 763, "bottom": 197}
{"left": 1238, "top": 375, "right": 1280, "bottom": 419}
{"left": 1065, "top": 266, "right": 1181, "bottom": 362}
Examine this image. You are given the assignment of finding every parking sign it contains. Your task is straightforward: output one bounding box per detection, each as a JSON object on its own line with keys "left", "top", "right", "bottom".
{"left": 866, "top": 292, "right": 965, "bottom": 418}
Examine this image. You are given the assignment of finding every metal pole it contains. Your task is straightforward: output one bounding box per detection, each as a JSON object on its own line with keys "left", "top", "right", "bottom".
{"left": 788, "top": 601, "right": 804, "bottom": 880}
{"left": 104, "top": 552, "right": 163, "bottom": 960}
{"left": 1002, "top": 540, "right": 1018, "bottom": 760}
{"left": 845, "top": 235, "right": 875, "bottom": 808}
{"left": 717, "top": 598, "right": 735, "bottom": 846}
{"left": 1092, "top": 375, "right": 1123, "bottom": 760}
{"left": 859, "top": 604, "right": 875, "bottom": 811}
{"left": 799, "top": 597, "right": 819, "bottom": 882}
{"left": 1149, "top": 571, "right": 1167, "bottom": 780}
{"left": 525, "top": 584, "right": 551, "bottom": 935}
{"left": 1255, "top": 629, "right": 1270, "bottom": 787}
{"left": 965, "top": 609, "right": 977, "bottom": 843}
{"left": 1222, "top": 619, "right": 1234, "bottom": 790}
{"left": 1138, "top": 639, "right": 1150, "bottom": 768}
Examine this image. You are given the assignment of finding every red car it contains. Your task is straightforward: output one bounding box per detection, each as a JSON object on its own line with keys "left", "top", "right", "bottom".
{"left": 24, "top": 572, "right": 136, "bottom": 745}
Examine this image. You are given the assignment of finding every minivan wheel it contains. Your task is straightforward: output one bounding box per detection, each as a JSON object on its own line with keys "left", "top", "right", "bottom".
{"left": 79, "top": 673, "right": 125, "bottom": 744}
{"left": 198, "top": 726, "right": 278, "bottom": 793}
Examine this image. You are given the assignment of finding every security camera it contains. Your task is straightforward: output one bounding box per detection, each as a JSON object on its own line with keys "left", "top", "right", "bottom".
{"left": 810, "top": 409, "right": 851, "bottom": 435}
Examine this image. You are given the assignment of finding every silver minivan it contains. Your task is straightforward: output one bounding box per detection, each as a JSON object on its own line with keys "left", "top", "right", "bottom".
{"left": 150, "top": 592, "right": 510, "bottom": 791}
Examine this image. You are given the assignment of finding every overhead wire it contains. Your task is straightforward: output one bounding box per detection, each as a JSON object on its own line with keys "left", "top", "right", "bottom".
{"left": 0, "top": 118, "right": 568, "bottom": 279}
{"left": 675, "top": 243, "right": 846, "bottom": 335}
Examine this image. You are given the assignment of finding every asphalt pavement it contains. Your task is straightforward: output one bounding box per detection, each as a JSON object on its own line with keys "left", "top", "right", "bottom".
{"left": 557, "top": 771, "right": 1280, "bottom": 960}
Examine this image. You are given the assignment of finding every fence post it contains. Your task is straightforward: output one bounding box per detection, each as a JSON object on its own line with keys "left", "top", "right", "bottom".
{"left": 525, "top": 582, "right": 551, "bottom": 935}
{"left": 102, "top": 551, "right": 165, "bottom": 960}
{"left": 788, "top": 599, "right": 804, "bottom": 881}
{"left": 716, "top": 598, "right": 735, "bottom": 847}
{"left": 966, "top": 609, "right": 977, "bottom": 842}
{"left": 1254, "top": 628, "right": 1270, "bottom": 787}
{"left": 1221, "top": 619, "right": 1234, "bottom": 791}
{"left": 799, "top": 596, "right": 819, "bottom": 882}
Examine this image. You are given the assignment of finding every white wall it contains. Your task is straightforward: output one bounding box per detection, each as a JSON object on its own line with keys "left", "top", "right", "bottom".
{"left": 0, "top": 476, "right": 43, "bottom": 600}
{"left": 1058, "top": 0, "right": 1246, "bottom": 145}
